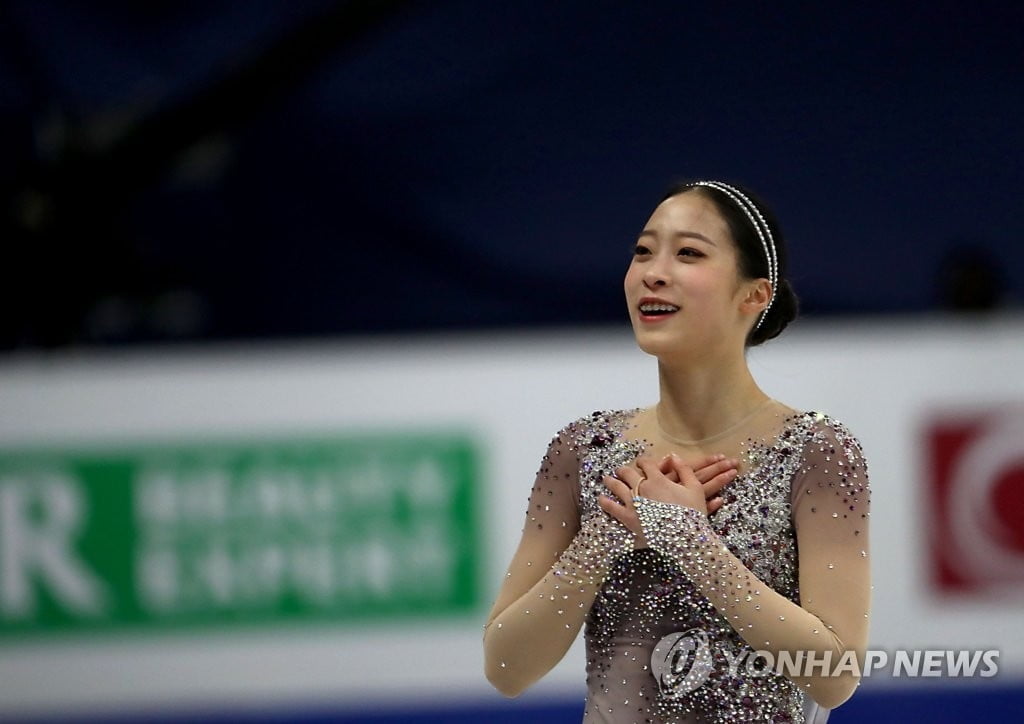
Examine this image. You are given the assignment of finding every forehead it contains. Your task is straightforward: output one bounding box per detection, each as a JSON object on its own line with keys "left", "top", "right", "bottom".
{"left": 644, "top": 191, "right": 732, "bottom": 242}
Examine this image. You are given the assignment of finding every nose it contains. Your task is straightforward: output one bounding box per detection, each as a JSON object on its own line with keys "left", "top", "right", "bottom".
{"left": 643, "top": 258, "right": 670, "bottom": 289}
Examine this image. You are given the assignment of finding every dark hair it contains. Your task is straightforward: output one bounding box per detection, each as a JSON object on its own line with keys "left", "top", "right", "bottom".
{"left": 663, "top": 181, "right": 799, "bottom": 347}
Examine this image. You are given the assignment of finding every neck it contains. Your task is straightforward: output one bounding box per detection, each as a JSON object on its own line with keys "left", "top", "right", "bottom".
{"left": 655, "top": 351, "right": 770, "bottom": 444}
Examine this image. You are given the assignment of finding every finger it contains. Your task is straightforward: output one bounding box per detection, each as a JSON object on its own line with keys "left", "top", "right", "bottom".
{"left": 657, "top": 455, "right": 681, "bottom": 482}
{"left": 599, "top": 494, "right": 641, "bottom": 534}
{"left": 707, "top": 496, "right": 724, "bottom": 515}
{"left": 688, "top": 455, "right": 739, "bottom": 484}
{"left": 667, "top": 459, "right": 700, "bottom": 488}
{"left": 702, "top": 466, "right": 739, "bottom": 498}
{"left": 613, "top": 463, "right": 646, "bottom": 488}
{"left": 603, "top": 474, "right": 635, "bottom": 503}
{"left": 636, "top": 457, "right": 667, "bottom": 483}
{"left": 598, "top": 494, "right": 628, "bottom": 522}
{"left": 689, "top": 453, "right": 726, "bottom": 479}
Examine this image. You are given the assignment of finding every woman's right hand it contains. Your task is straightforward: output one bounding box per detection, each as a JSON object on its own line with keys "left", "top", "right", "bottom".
{"left": 598, "top": 453, "right": 739, "bottom": 546}
{"left": 658, "top": 453, "right": 738, "bottom": 515}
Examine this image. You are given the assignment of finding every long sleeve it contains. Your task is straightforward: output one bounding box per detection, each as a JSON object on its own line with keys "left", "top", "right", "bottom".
{"left": 633, "top": 417, "right": 871, "bottom": 709}
{"left": 484, "top": 420, "right": 635, "bottom": 697}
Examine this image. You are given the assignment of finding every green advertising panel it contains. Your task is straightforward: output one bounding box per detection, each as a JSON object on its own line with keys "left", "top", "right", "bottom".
{"left": 0, "top": 432, "right": 482, "bottom": 639}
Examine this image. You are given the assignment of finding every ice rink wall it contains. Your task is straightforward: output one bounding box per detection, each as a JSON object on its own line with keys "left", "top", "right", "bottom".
{"left": 2, "top": 317, "right": 1022, "bottom": 723}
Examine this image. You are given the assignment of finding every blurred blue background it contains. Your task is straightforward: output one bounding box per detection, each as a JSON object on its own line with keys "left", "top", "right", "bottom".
{"left": 1, "top": 0, "right": 1021, "bottom": 350}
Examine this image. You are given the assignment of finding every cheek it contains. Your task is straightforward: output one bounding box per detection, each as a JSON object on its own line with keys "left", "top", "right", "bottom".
{"left": 686, "top": 265, "right": 735, "bottom": 306}
{"left": 624, "top": 263, "right": 641, "bottom": 291}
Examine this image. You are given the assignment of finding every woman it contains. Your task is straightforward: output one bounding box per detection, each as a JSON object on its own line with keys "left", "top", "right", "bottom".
{"left": 483, "top": 180, "right": 871, "bottom": 723}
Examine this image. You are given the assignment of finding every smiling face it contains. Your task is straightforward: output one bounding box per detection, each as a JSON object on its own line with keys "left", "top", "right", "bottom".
{"left": 624, "top": 190, "right": 768, "bottom": 359}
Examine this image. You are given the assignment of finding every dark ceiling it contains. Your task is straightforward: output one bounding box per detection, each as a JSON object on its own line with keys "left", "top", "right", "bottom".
{"left": 1, "top": 0, "right": 1021, "bottom": 349}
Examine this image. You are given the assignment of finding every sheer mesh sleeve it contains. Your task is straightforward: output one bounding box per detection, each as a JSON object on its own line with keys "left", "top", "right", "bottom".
{"left": 633, "top": 416, "right": 871, "bottom": 709}
{"left": 484, "top": 419, "right": 635, "bottom": 697}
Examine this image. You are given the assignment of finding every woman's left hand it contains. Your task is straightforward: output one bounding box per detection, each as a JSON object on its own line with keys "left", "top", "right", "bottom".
{"left": 598, "top": 457, "right": 709, "bottom": 541}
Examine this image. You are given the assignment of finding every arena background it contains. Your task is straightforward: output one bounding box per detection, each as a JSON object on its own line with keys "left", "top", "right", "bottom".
{"left": 1, "top": 2, "right": 1022, "bottom": 722}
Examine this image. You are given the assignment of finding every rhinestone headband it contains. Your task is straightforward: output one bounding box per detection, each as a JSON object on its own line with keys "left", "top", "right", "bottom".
{"left": 689, "top": 180, "right": 777, "bottom": 331}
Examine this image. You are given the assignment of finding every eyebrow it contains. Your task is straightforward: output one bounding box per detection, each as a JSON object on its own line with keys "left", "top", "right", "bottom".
{"left": 638, "top": 230, "right": 717, "bottom": 247}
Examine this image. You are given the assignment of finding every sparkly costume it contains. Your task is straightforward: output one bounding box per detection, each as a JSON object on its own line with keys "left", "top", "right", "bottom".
{"left": 484, "top": 407, "right": 871, "bottom": 723}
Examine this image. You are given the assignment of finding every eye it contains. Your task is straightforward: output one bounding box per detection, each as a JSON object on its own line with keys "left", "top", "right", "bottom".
{"left": 677, "top": 247, "right": 704, "bottom": 258}
{"left": 633, "top": 244, "right": 651, "bottom": 257}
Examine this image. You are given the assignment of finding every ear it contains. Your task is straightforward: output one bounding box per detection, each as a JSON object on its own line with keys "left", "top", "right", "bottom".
{"left": 739, "top": 278, "right": 772, "bottom": 318}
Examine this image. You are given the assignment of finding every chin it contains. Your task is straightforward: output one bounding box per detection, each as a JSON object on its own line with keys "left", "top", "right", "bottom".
{"left": 632, "top": 330, "right": 683, "bottom": 358}
{"left": 638, "top": 344, "right": 686, "bottom": 362}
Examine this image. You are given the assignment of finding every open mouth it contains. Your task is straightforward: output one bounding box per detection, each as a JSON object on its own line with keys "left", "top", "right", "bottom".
{"left": 638, "top": 302, "right": 680, "bottom": 318}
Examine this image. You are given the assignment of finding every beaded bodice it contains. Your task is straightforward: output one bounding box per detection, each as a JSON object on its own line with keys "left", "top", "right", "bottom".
{"left": 564, "top": 408, "right": 861, "bottom": 723}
